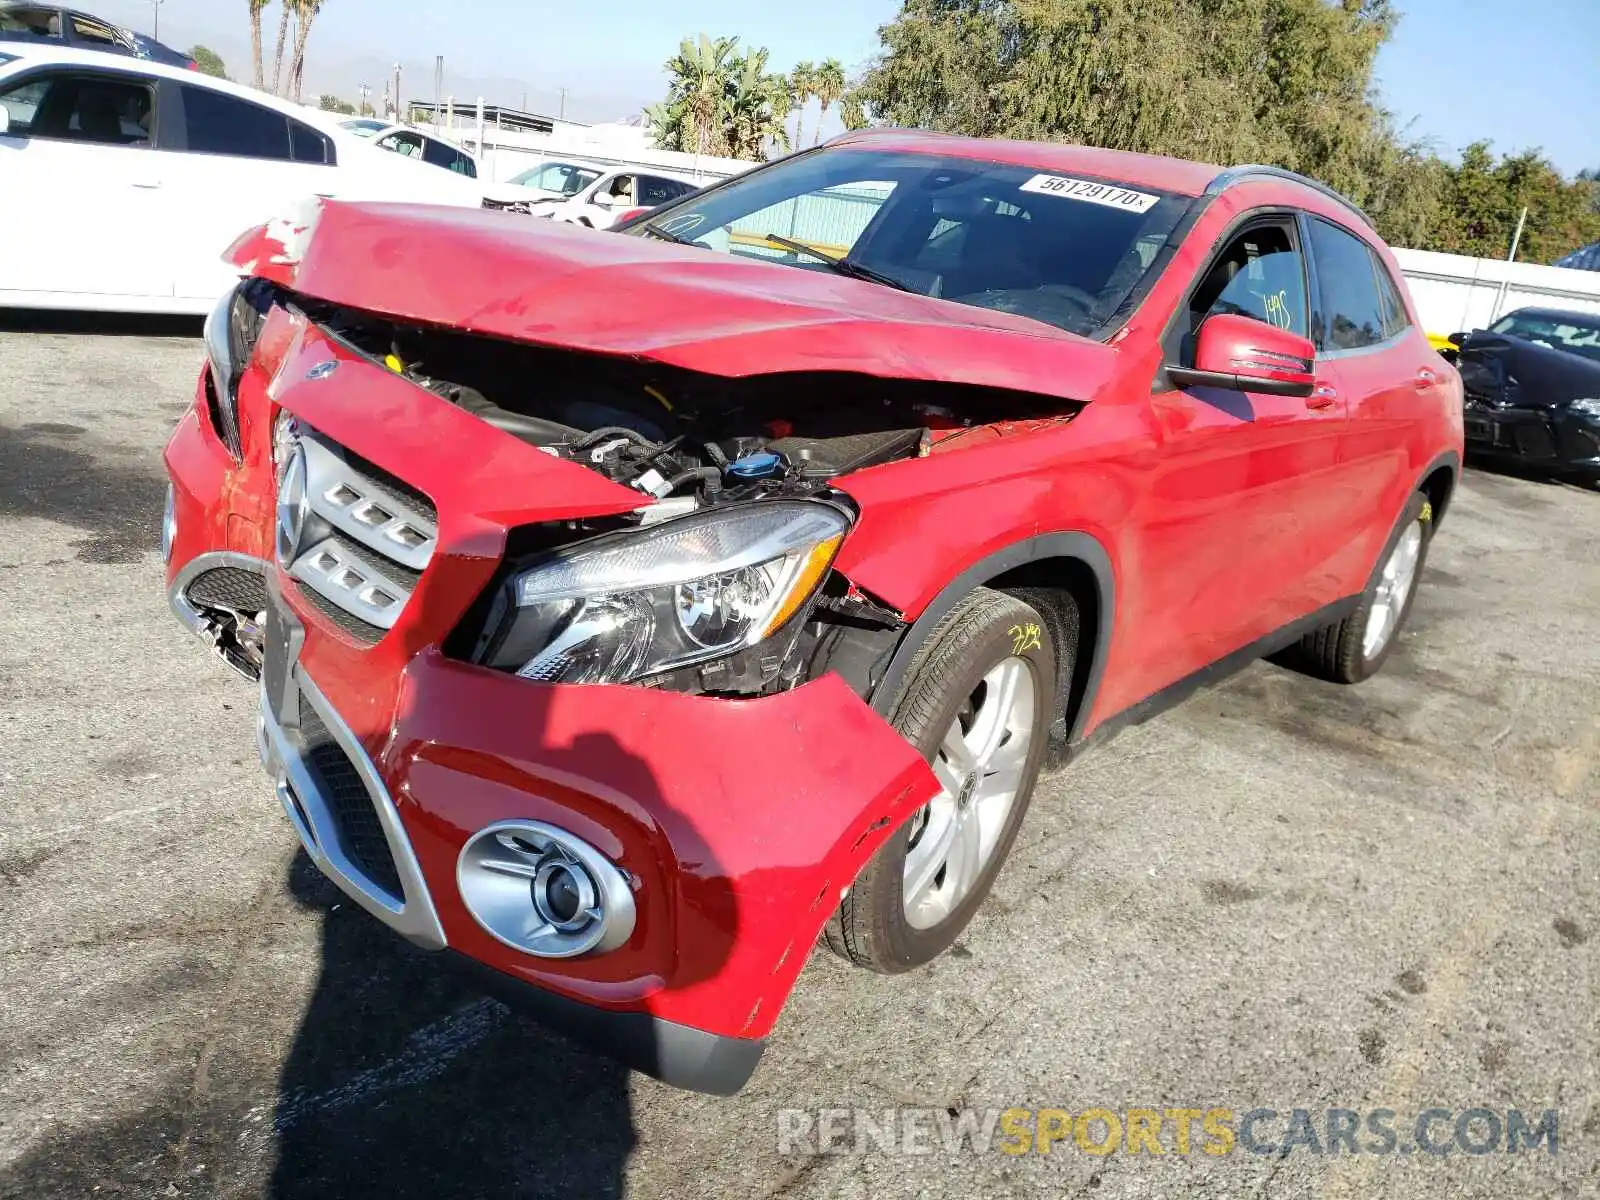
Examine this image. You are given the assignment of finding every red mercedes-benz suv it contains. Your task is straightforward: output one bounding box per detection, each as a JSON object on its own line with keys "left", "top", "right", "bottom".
{"left": 163, "top": 130, "right": 1463, "bottom": 1094}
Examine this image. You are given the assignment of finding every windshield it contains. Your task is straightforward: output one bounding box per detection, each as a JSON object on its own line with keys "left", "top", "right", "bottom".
{"left": 1491, "top": 311, "right": 1600, "bottom": 363}
{"left": 510, "top": 161, "right": 602, "bottom": 196}
{"left": 623, "top": 147, "right": 1187, "bottom": 337}
{"left": 340, "top": 119, "right": 387, "bottom": 137}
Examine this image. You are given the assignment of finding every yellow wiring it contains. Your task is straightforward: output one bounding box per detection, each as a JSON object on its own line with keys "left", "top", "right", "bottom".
{"left": 644, "top": 385, "right": 673, "bottom": 412}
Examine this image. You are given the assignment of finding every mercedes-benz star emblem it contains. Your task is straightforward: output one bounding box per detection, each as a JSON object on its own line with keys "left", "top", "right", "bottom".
{"left": 275, "top": 442, "right": 309, "bottom": 569}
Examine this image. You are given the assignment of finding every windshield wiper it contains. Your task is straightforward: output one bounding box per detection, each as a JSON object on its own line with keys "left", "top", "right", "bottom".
{"left": 640, "top": 222, "right": 699, "bottom": 247}
{"left": 761, "top": 233, "right": 916, "bottom": 294}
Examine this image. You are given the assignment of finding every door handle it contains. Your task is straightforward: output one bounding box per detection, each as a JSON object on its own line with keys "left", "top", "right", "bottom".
{"left": 1305, "top": 384, "right": 1339, "bottom": 411}
{"left": 130, "top": 179, "right": 162, "bottom": 189}
{"left": 1416, "top": 368, "right": 1438, "bottom": 389}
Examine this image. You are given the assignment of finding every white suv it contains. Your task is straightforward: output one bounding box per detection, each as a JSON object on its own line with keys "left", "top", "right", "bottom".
{"left": 530, "top": 166, "right": 700, "bottom": 230}
{"left": 0, "top": 45, "right": 484, "bottom": 313}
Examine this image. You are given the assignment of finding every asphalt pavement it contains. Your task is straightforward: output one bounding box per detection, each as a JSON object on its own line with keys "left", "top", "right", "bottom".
{"left": 0, "top": 320, "right": 1595, "bottom": 1199}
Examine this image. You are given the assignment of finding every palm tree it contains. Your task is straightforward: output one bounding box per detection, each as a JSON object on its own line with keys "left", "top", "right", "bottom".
{"left": 246, "top": 0, "right": 268, "bottom": 89}
{"left": 286, "top": 0, "right": 322, "bottom": 103}
{"left": 812, "top": 58, "right": 845, "bottom": 146}
{"left": 270, "top": 0, "right": 293, "bottom": 94}
{"left": 788, "top": 61, "right": 815, "bottom": 151}
{"left": 660, "top": 34, "right": 740, "bottom": 158}
{"left": 726, "top": 48, "right": 790, "bottom": 161}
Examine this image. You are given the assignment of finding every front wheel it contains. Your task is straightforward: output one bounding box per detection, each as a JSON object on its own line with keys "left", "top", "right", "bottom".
{"left": 824, "top": 588, "right": 1062, "bottom": 973}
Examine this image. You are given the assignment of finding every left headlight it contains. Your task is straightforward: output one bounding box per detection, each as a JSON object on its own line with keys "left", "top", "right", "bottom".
{"left": 1568, "top": 397, "right": 1600, "bottom": 420}
{"left": 489, "top": 501, "right": 849, "bottom": 685}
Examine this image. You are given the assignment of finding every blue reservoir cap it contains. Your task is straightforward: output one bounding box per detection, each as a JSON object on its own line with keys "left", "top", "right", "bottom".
{"left": 727, "top": 451, "right": 784, "bottom": 479}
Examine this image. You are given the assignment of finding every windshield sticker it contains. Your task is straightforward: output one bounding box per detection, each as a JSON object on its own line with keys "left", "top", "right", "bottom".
{"left": 1018, "top": 175, "right": 1160, "bottom": 213}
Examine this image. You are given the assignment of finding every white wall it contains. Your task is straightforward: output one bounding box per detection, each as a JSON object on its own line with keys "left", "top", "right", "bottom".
{"left": 1393, "top": 248, "right": 1600, "bottom": 336}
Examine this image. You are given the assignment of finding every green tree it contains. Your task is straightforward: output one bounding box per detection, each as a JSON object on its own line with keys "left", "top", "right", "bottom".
{"left": 189, "top": 45, "right": 228, "bottom": 79}
{"left": 318, "top": 94, "right": 357, "bottom": 115}
{"left": 811, "top": 57, "right": 846, "bottom": 145}
{"left": 788, "top": 61, "right": 816, "bottom": 151}
{"left": 1430, "top": 143, "right": 1600, "bottom": 262}
{"left": 840, "top": 86, "right": 870, "bottom": 131}
{"left": 648, "top": 37, "right": 791, "bottom": 161}
{"left": 858, "top": 0, "right": 1446, "bottom": 245}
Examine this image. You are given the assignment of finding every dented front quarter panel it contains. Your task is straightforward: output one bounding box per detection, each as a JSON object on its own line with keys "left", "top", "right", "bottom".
{"left": 166, "top": 300, "right": 944, "bottom": 1044}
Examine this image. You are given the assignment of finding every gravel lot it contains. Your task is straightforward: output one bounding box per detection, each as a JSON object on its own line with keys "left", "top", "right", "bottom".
{"left": 0, "top": 320, "right": 1595, "bottom": 1200}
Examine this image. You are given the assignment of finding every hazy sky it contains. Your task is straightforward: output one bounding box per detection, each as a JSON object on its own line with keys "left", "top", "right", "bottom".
{"left": 91, "top": 0, "right": 1597, "bottom": 174}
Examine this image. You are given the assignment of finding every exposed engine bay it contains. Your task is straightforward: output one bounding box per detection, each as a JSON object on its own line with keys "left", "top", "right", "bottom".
{"left": 297, "top": 295, "right": 1075, "bottom": 513}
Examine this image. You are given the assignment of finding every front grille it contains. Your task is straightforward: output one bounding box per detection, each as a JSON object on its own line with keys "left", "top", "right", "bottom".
{"left": 283, "top": 430, "right": 438, "bottom": 638}
{"left": 294, "top": 579, "right": 387, "bottom": 645}
{"left": 186, "top": 566, "right": 268, "bottom": 614}
{"left": 297, "top": 692, "right": 402, "bottom": 899}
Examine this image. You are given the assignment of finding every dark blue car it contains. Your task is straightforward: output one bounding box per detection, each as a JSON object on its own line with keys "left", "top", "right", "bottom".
{"left": 0, "top": 3, "right": 195, "bottom": 69}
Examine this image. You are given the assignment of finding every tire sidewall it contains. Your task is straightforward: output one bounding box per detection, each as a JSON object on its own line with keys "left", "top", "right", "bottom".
{"left": 1354, "top": 491, "right": 1432, "bottom": 677}
{"left": 875, "top": 604, "right": 1056, "bottom": 967}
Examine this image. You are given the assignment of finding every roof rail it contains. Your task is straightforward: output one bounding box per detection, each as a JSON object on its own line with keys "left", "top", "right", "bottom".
{"left": 1206, "top": 164, "right": 1373, "bottom": 228}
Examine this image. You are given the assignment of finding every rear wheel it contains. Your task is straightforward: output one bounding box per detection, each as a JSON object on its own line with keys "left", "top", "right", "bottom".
{"left": 1285, "top": 491, "right": 1432, "bottom": 683}
{"left": 824, "top": 588, "right": 1061, "bottom": 973}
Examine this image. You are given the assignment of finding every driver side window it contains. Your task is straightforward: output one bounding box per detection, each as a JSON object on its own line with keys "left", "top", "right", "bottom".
{"left": 1189, "top": 222, "right": 1309, "bottom": 342}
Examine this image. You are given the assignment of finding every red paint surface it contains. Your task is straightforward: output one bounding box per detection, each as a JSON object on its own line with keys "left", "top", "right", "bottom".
{"left": 170, "top": 149, "right": 1462, "bottom": 1044}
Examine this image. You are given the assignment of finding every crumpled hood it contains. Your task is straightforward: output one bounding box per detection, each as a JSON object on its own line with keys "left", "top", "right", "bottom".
{"left": 225, "top": 199, "right": 1118, "bottom": 401}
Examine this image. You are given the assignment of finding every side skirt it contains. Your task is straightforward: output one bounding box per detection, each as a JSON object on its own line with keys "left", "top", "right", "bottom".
{"left": 1063, "top": 594, "right": 1361, "bottom": 760}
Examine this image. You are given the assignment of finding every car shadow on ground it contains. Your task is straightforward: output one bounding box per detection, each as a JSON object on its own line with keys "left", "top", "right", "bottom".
{"left": 1464, "top": 452, "right": 1598, "bottom": 492}
{"left": 0, "top": 310, "right": 202, "bottom": 338}
{"left": 268, "top": 853, "right": 639, "bottom": 1200}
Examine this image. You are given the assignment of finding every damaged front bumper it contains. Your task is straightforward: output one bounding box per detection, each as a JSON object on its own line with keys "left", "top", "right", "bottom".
{"left": 163, "top": 352, "right": 940, "bottom": 1094}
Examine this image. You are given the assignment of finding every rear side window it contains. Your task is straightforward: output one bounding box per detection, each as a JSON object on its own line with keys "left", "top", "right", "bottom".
{"left": 181, "top": 85, "right": 290, "bottom": 159}
{"left": 0, "top": 72, "right": 153, "bottom": 145}
{"left": 1307, "top": 218, "right": 1387, "bottom": 351}
{"left": 639, "top": 176, "right": 691, "bottom": 206}
{"left": 289, "top": 118, "right": 335, "bottom": 164}
{"left": 421, "top": 137, "right": 475, "bottom": 176}
{"left": 69, "top": 15, "right": 129, "bottom": 50}
{"left": 1369, "top": 250, "right": 1411, "bottom": 339}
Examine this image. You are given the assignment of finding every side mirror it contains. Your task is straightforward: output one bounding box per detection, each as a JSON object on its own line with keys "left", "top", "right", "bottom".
{"left": 591, "top": 192, "right": 619, "bottom": 208}
{"left": 1447, "top": 331, "right": 1467, "bottom": 347}
{"left": 1168, "top": 313, "right": 1316, "bottom": 398}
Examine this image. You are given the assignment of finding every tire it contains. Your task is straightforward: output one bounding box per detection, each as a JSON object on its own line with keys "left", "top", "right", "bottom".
{"left": 824, "top": 587, "right": 1061, "bottom": 973}
{"left": 1284, "top": 491, "right": 1433, "bottom": 684}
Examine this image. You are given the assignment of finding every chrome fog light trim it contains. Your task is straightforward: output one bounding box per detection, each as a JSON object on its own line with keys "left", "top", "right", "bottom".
{"left": 457, "top": 821, "right": 637, "bottom": 959}
{"left": 161, "top": 484, "right": 177, "bottom": 564}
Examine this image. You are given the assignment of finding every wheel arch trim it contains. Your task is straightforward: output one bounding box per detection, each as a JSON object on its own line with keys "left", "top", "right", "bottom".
{"left": 868, "top": 531, "right": 1116, "bottom": 745}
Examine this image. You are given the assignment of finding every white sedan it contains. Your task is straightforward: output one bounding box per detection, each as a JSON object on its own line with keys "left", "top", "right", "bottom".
{"left": 481, "top": 157, "right": 605, "bottom": 212}
{"left": 0, "top": 45, "right": 484, "bottom": 314}
{"left": 528, "top": 166, "right": 701, "bottom": 230}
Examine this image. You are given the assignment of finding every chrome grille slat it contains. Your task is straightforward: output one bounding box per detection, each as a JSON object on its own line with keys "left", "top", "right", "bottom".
{"left": 281, "top": 430, "right": 437, "bottom": 637}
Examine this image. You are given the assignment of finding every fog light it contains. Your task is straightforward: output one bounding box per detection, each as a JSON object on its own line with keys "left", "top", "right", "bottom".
{"left": 161, "top": 484, "right": 177, "bottom": 563}
{"left": 457, "top": 821, "right": 636, "bottom": 958}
